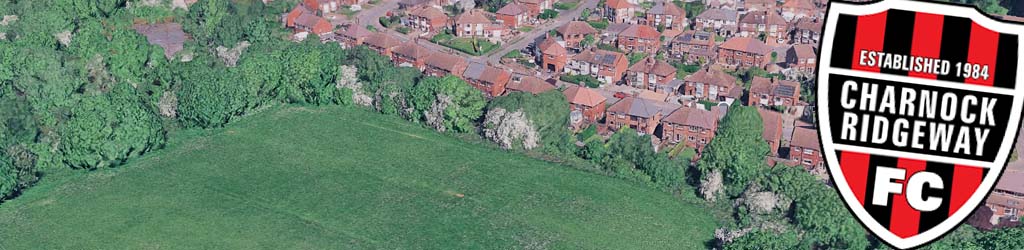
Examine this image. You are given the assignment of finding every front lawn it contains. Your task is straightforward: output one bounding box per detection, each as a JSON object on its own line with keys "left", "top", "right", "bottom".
{"left": 431, "top": 33, "right": 499, "bottom": 56}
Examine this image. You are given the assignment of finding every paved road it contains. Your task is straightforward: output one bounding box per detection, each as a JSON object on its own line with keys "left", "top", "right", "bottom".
{"left": 357, "top": 1, "right": 399, "bottom": 31}
{"left": 484, "top": 0, "right": 600, "bottom": 64}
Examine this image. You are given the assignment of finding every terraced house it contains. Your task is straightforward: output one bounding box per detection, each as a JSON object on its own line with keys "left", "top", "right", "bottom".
{"left": 406, "top": 5, "right": 449, "bottom": 33}
{"left": 556, "top": 21, "right": 599, "bottom": 50}
{"left": 565, "top": 49, "right": 630, "bottom": 84}
{"left": 738, "top": 10, "right": 789, "bottom": 44}
{"left": 563, "top": 85, "right": 607, "bottom": 127}
{"left": 717, "top": 37, "right": 772, "bottom": 68}
{"left": 791, "top": 17, "right": 823, "bottom": 45}
{"left": 604, "top": 0, "right": 639, "bottom": 24}
{"left": 617, "top": 24, "right": 661, "bottom": 54}
{"left": 660, "top": 106, "right": 718, "bottom": 153}
{"left": 669, "top": 30, "right": 716, "bottom": 63}
{"left": 391, "top": 42, "right": 433, "bottom": 70}
{"left": 463, "top": 62, "right": 512, "bottom": 97}
{"left": 425, "top": 53, "right": 468, "bottom": 77}
{"left": 336, "top": 25, "right": 373, "bottom": 48}
{"left": 626, "top": 57, "right": 677, "bottom": 93}
{"left": 606, "top": 97, "right": 679, "bottom": 135}
{"left": 642, "top": 1, "right": 686, "bottom": 30}
{"left": 681, "top": 68, "right": 740, "bottom": 103}
{"left": 694, "top": 8, "right": 738, "bottom": 37}
{"left": 364, "top": 33, "right": 403, "bottom": 56}
{"left": 789, "top": 126, "right": 822, "bottom": 169}
{"left": 748, "top": 76, "right": 801, "bottom": 107}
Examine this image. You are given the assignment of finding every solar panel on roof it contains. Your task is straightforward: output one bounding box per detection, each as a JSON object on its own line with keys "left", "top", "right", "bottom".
{"left": 774, "top": 85, "right": 797, "bottom": 96}
{"left": 599, "top": 54, "right": 616, "bottom": 65}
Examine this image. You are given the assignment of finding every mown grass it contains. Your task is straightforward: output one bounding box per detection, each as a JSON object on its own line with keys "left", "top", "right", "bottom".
{"left": 0, "top": 106, "right": 716, "bottom": 249}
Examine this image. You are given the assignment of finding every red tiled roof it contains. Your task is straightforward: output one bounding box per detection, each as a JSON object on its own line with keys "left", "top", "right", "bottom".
{"left": 563, "top": 85, "right": 606, "bottom": 107}
{"left": 539, "top": 37, "right": 568, "bottom": 56}
{"left": 605, "top": 0, "right": 636, "bottom": 9}
{"left": 409, "top": 5, "right": 449, "bottom": 21}
{"left": 496, "top": 3, "right": 528, "bottom": 16}
{"left": 794, "top": 17, "right": 823, "bottom": 32}
{"left": 507, "top": 75, "right": 555, "bottom": 94}
{"left": 337, "top": 24, "right": 373, "bottom": 38}
{"left": 649, "top": 1, "right": 684, "bottom": 17}
{"left": 791, "top": 44, "right": 816, "bottom": 59}
{"left": 573, "top": 49, "right": 627, "bottom": 67}
{"left": 557, "top": 21, "right": 599, "bottom": 36}
{"left": 740, "top": 10, "right": 788, "bottom": 26}
{"left": 758, "top": 109, "right": 782, "bottom": 142}
{"left": 364, "top": 33, "right": 403, "bottom": 49}
{"left": 782, "top": 0, "right": 815, "bottom": 10}
{"left": 427, "top": 53, "right": 468, "bottom": 73}
{"left": 719, "top": 37, "right": 771, "bottom": 55}
{"left": 684, "top": 68, "right": 738, "bottom": 88}
{"left": 619, "top": 24, "right": 661, "bottom": 40}
{"left": 456, "top": 10, "right": 491, "bottom": 24}
{"left": 393, "top": 42, "right": 433, "bottom": 59}
{"left": 628, "top": 57, "right": 676, "bottom": 77}
{"left": 791, "top": 126, "right": 819, "bottom": 150}
{"left": 663, "top": 107, "right": 716, "bottom": 130}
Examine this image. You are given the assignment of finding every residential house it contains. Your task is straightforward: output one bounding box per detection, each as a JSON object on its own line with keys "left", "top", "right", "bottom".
{"left": 455, "top": 10, "right": 503, "bottom": 42}
{"left": 643, "top": 1, "right": 686, "bottom": 30}
{"left": 717, "top": 37, "right": 772, "bottom": 68}
{"left": 986, "top": 170, "right": 1024, "bottom": 225}
{"left": 789, "top": 126, "right": 822, "bottom": 169}
{"left": 425, "top": 53, "right": 469, "bottom": 77}
{"left": 604, "top": 0, "right": 638, "bottom": 23}
{"left": 398, "top": 0, "right": 431, "bottom": 9}
{"left": 392, "top": 42, "right": 433, "bottom": 70}
{"left": 617, "top": 24, "right": 661, "bottom": 54}
{"left": 336, "top": 25, "right": 373, "bottom": 48}
{"left": 516, "top": 0, "right": 553, "bottom": 16}
{"left": 407, "top": 5, "right": 449, "bottom": 33}
{"left": 791, "top": 17, "right": 822, "bottom": 44}
{"left": 670, "top": 30, "right": 716, "bottom": 63}
{"left": 436, "top": 0, "right": 459, "bottom": 6}
{"left": 694, "top": 8, "right": 738, "bottom": 37}
{"left": 556, "top": 21, "right": 599, "bottom": 50}
{"left": 661, "top": 107, "right": 718, "bottom": 153}
{"left": 705, "top": 0, "right": 738, "bottom": 10}
{"left": 787, "top": 44, "right": 816, "bottom": 73}
{"left": 303, "top": 0, "right": 344, "bottom": 14}
{"left": 563, "top": 85, "right": 608, "bottom": 126}
{"left": 463, "top": 62, "right": 512, "bottom": 97}
{"left": 364, "top": 33, "right": 403, "bottom": 56}
{"left": 743, "top": 0, "right": 775, "bottom": 12}
{"left": 538, "top": 37, "right": 569, "bottom": 73}
{"left": 506, "top": 75, "right": 555, "bottom": 95}
{"left": 748, "top": 76, "right": 801, "bottom": 107}
{"left": 682, "top": 68, "right": 740, "bottom": 102}
{"left": 286, "top": 5, "right": 333, "bottom": 35}
{"left": 496, "top": 3, "right": 530, "bottom": 29}
{"left": 626, "top": 57, "right": 677, "bottom": 93}
{"left": 606, "top": 97, "right": 679, "bottom": 135}
{"left": 781, "top": 0, "right": 817, "bottom": 21}
{"left": 738, "top": 10, "right": 788, "bottom": 44}
{"left": 565, "top": 49, "right": 630, "bottom": 84}
{"left": 758, "top": 109, "right": 783, "bottom": 156}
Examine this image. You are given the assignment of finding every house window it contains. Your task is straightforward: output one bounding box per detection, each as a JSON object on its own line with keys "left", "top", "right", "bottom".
{"left": 803, "top": 159, "right": 812, "bottom": 166}
{"left": 689, "top": 136, "right": 696, "bottom": 141}
{"left": 803, "top": 149, "right": 813, "bottom": 155}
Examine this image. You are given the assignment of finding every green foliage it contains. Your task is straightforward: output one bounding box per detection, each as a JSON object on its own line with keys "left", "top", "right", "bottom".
{"left": 673, "top": 62, "right": 701, "bottom": 79}
{"left": 475, "top": 0, "right": 511, "bottom": 12}
{"left": 488, "top": 91, "right": 573, "bottom": 153}
{"left": 725, "top": 229, "right": 802, "bottom": 250}
{"left": 977, "top": 227, "right": 1024, "bottom": 249}
{"left": 697, "top": 105, "right": 768, "bottom": 197}
{"left": 581, "top": 34, "right": 596, "bottom": 49}
{"left": 759, "top": 166, "right": 869, "bottom": 249}
{"left": 553, "top": 1, "right": 577, "bottom": 10}
{"left": 539, "top": 9, "right": 559, "bottom": 19}
{"left": 59, "top": 84, "right": 165, "bottom": 169}
{"left": 410, "top": 76, "right": 486, "bottom": 133}
{"left": 587, "top": 19, "right": 609, "bottom": 30}
{"left": 603, "top": 128, "right": 687, "bottom": 189}
{"left": 560, "top": 74, "right": 602, "bottom": 88}
{"left": 926, "top": 225, "right": 982, "bottom": 250}
{"left": 628, "top": 52, "right": 647, "bottom": 66}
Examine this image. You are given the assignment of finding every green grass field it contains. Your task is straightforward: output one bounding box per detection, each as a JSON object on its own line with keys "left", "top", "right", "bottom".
{"left": 0, "top": 106, "right": 716, "bottom": 249}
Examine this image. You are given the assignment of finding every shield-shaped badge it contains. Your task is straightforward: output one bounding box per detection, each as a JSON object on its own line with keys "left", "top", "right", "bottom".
{"left": 817, "top": 0, "right": 1024, "bottom": 249}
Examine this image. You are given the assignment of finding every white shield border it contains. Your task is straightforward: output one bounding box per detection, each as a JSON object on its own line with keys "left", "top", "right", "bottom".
{"left": 817, "top": 0, "right": 1024, "bottom": 249}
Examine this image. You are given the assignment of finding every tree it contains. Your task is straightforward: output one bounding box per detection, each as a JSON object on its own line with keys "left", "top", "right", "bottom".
{"left": 724, "top": 229, "right": 802, "bottom": 250}
{"left": 487, "top": 91, "right": 573, "bottom": 153}
{"left": 409, "top": 76, "right": 486, "bottom": 133}
{"left": 580, "top": 34, "right": 596, "bottom": 49}
{"left": 59, "top": 84, "right": 165, "bottom": 169}
{"left": 697, "top": 105, "right": 769, "bottom": 197}
{"left": 176, "top": 57, "right": 249, "bottom": 128}
{"left": 977, "top": 227, "right": 1024, "bottom": 249}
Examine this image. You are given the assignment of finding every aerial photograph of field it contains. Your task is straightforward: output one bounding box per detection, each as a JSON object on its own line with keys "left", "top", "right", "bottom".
{"left": 1, "top": 0, "right": 1024, "bottom": 249}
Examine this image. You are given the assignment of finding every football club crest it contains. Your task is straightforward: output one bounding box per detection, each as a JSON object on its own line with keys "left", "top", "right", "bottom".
{"left": 817, "top": 0, "right": 1024, "bottom": 248}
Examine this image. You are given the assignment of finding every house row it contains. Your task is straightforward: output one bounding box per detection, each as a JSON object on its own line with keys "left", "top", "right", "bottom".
{"left": 604, "top": 0, "right": 687, "bottom": 30}
{"left": 405, "top": 6, "right": 507, "bottom": 42}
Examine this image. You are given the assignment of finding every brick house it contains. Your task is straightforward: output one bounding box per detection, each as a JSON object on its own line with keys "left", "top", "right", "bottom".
{"left": 786, "top": 44, "right": 816, "bottom": 73}
{"left": 626, "top": 57, "right": 677, "bottom": 93}
{"left": 738, "top": 10, "right": 788, "bottom": 44}
{"left": 364, "top": 33, "right": 403, "bottom": 56}
{"left": 758, "top": 109, "right": 783, "bottom": 156}
{"left": 986, "top": 170, "right": 1024, "bottom": 225}
{"left": 565, "top": 49, "right": 630, "bottom": 85}
{"left": 604, "top": 0, "right": 638, "bottom": 24}
{"left": 743, "top": 0, "right": 776, "bottom": 12}
{"left": 392, "top": 42, "right": 433, "bottom": 71}
{"left": 286, "top": 5, "right": 333, "bottom": 35}
{"left": 336, "top": 25, "right": 373, "bottom": 48}
{"left": 563, "top": 85, "right": 607, "bottom": 126}
{"left": 781, "top": 0, "right": 817, "bottom": 21}
{"left": 791, "top": 17, "right": 823, "bottom": 45}
{"left": 463, "top": 62, "right": 512, "bottom": 97}
{"left": 515, "top": 0, "right": 553, "bottom": 16}
{"left": 302, "top": 0, "right": 344, "bottom": 14}
{"left": 606, "top": 97, "right": 679, "bottom": 135}
{"left": 694, "top": 8, "right": 738, "bottom": 37}
{"left": 556, "top": 21, "right": 599, "bottom": 50}
{"left": 705, "top": 0, "right": 738, "bottom": 10}
{"left": 661, "top": 106, "right": 718, "bottom": 153}
{"left": 642, "top": 1, "right": 686, "bottom": 30}
{"left": 538, "top": 37, "right": 568, "bottom": 73}
{"left": 455, "top": 10, "right": 503, "bottom": 42}
{"left": 682, "top": 68, "right": 740, "bottom": 102}
{"left": 506, "top": 74, "right": 555, "bottom": 95}
{"left": 789, "top": 125, "right": 822, "bottom": 169}
{"left": 425, "top": 53, "right": 469, "bottom": 77}
{"left": 748, "top": 76, "right": 800, "bottom": 107}
{"left": 669, "top": 30, "right": 716, "bottom": 63}
{"left": 717, "top": 37, "right": 772, "bottom": 68}
{"left": 496, "top": 3, "right": 530, "bottom": 28}
{"left": 406, "top": 5, "right": 449, "bottom": 33}
{"left": 617, "top": 24, "right": 661, "bottom": 54}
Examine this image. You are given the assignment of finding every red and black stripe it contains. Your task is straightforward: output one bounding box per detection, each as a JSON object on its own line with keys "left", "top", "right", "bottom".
{"left": 829, "top": 11, "right": 1018, "bottom": 89}
{"left": 835, "top": 151, "right": 988, "bottom": 238}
